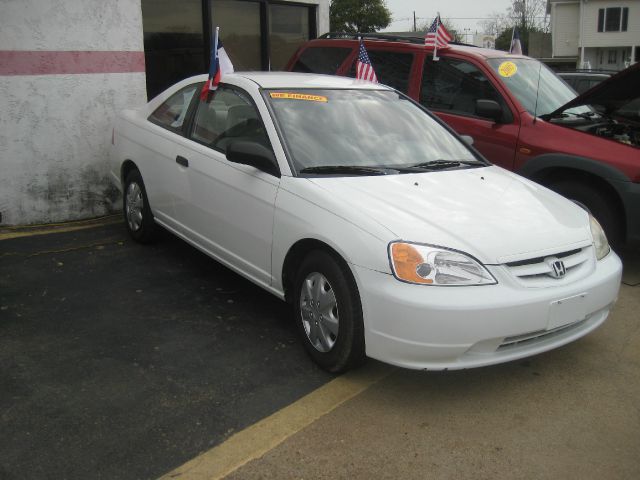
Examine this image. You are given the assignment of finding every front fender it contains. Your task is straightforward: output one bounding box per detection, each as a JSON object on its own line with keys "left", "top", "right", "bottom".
{"left": 272, "top": 180, "right": 394, "bottom": 295}
{"left": 517, "top": 153, "right": 630, "bottom": 184}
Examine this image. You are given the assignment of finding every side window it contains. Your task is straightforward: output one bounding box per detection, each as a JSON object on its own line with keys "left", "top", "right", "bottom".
{"left": 420, "top": 57, "right": 505, "bottom": 118}
{"left": 348, "top": 50, "right": 413, "bottom": 94}
{"left": 190, "top": 87, "right": 270, "bottom": 154}
{"left": 292, "top": 47, "right": 352, "bottom": 74}
{"left": 148, "top": 84, "right": 198, "bottom": 131}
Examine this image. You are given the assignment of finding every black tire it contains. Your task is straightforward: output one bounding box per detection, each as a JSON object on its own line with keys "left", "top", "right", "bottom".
{"left": 293, "top": 250, "right": 366, "bottom": 373}
{"left": 123, "top": 169, "right": 157, "bottom": 243}
{"left": 548, "top": 180, "right": 623, "bottom": 247}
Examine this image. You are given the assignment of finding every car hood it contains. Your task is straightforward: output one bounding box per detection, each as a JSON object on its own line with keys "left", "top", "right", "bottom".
{"left": 308, "top": 166, "right": 592, "bottom": 264}
{"left": 548, "top": 63, "right": 640, "bottom": 118}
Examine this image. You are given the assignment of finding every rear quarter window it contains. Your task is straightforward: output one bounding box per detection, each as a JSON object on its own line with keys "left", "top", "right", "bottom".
{"left": 148, "top": 84, "right": 198, "bottom": 132}
{"left": 292, "top": 47, "right": 352, "bottom": 74}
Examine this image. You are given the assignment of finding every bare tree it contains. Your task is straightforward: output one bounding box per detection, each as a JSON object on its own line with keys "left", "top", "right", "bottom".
{"left": 480, "top": 0, "right": 549, "bottom": 35}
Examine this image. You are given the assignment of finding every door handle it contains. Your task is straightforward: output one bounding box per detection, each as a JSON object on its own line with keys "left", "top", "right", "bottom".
{"left": 176, "top": 155, "right": 189, "bottom": 167}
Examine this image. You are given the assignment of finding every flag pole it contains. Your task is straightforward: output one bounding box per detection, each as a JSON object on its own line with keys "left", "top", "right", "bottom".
{"left": 214, "top": 26, "right": 219, "bottom": 58}
{"left": 433, "top": 13, "right": 440, "bottom": 61}
{"left": 509, "top": 26, "right": 515, "bottom": 53}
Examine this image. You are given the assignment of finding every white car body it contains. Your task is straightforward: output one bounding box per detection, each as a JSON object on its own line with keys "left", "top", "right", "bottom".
{"left": 110, "top": 72, "right": 622, "bottom": 370}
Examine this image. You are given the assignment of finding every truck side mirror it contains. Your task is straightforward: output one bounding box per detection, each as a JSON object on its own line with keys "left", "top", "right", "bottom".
{"left": 476, "top": 99, "right": 504, "bottom": 123}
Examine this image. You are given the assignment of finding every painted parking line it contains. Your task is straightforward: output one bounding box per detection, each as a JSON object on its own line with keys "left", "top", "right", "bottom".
{"left": 0, "top": 215, "right": 121, "bottom": 241}
{"left": 159, "top": 362, "right": 396, "bottom": 480}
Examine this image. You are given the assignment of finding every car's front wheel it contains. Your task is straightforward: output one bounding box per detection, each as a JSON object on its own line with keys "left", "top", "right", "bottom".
{"left": 293, "top": 250, "right": 365, "bottom": 373}
{"left": 123, "top": 169, "right": 157, "bottom": 243}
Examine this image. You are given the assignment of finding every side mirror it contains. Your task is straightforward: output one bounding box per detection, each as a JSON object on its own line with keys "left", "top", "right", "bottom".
{"left": 226, "top": 141, "right": 280, "bottom": 178}
{"left": 475, "top": 99, "right": 503, "bottom": 123}
{"left": 460, "top": 135, "right": 474, "bottom": 146}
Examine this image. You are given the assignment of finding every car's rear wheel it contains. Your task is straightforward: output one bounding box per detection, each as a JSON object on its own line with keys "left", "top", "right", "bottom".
{"left": 123, "top": 169, "right": 157, "bottom": 243}
{"left": 548, "top": 180, "right": 623, "bottom": 247}
{"left": 293, "top": 250, "right": 365, "bottom": 373}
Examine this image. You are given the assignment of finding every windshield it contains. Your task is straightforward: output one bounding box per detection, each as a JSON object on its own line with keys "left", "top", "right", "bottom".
{"left": 265, "top": 89, "right": 479, "bottom": 174}
{"left": 487, "top": 58, "right": 592, "bottom": 117}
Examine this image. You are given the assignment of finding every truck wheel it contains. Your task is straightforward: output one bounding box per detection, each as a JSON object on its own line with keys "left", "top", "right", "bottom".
{"left": 549, "top": 180, "right": 622, "bottom": 247}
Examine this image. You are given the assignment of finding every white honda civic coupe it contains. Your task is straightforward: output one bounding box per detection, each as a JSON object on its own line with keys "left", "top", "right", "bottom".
{"left": 110, "top": 72, "right": 622, "bottom": 373}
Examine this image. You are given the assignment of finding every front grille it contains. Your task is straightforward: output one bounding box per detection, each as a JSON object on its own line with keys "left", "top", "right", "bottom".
{"left": 503, "top": 247, "right": 593, "bottom": 287}
{"left": 498, "top": 317, "right": 589, "bottom": 350}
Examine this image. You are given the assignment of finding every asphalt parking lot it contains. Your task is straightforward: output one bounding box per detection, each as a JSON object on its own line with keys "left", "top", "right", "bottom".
{"left": 0, "top": 219, "right": 332, "bottom": 479}
{"left": 1, "top": 218, "right": 639, "bottom": 479}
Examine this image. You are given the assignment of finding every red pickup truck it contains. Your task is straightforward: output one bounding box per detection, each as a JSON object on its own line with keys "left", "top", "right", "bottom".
{"left": 287, "top": 34, "right": 640, "bottom": 246}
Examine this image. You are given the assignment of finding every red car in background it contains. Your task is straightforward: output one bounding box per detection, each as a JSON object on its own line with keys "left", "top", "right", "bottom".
{"left": 286, "top": 34, "right": 640, "bottom": 246}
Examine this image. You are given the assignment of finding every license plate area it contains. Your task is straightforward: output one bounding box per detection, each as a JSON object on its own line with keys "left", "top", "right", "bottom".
{"left": 548, "top": 293, "right": 588, "bottom": 330}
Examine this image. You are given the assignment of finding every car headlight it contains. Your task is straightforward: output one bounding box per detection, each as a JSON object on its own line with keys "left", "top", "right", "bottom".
{"left": 389, "top": 242, "right": 497, "bottom": 286}
{"left": 589, "top": 214, "right": 610, "bottom": 260}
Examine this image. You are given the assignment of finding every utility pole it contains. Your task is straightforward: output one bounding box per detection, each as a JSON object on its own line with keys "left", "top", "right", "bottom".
{"left": 413, "top": 11, "right": 416, "bottom": 32}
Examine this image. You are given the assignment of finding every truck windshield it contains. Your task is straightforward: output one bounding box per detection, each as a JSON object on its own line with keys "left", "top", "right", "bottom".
{"left": 487, "top": 58, "right": 592, "bottom": 117}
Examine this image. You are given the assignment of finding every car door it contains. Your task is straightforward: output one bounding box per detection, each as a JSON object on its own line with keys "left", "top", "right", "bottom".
{"left": 419, "top": 56, "right": 520, "bottom": 170}
{"left": 171, "top": 86, "right": 280, "bottom": 287}
{"left": 145, "top": 83, "right": 200, "bottom": 224}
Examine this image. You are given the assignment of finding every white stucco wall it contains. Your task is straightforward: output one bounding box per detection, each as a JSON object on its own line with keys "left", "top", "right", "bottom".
{"left": 0, "top": 74, "right": 146, "bottom": 224}
{"left": 0, "top": 0, "right": 329, "bottom": 226}
{"left": 0, "top": 0, "right": 147, "bottom": 225}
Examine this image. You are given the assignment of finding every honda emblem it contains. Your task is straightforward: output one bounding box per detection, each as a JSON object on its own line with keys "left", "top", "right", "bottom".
{"left": 546, "top": 257, "right": 566, "bottom": 279}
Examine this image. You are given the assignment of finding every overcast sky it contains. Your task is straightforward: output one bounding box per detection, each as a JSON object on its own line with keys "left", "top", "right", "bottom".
{"left": 381, "top": 0, "right": 514, "bottom": 35}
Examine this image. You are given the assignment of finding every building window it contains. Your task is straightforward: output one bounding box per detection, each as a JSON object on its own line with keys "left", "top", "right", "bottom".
{"left": 213, "top": 1, "right": 316, "bottom": 72}
{"left": 598, "top": 7, "right": 629, "bottom": 32}
{"left": 213, "top": 0, "right": 262, "bottom": 71}
{"left": 608, "top": 50, "right": 617, "bottom": 64}
{"left": 142, "top": 0, "right": 317, "bottom": 99}
{"left": 141, "top": 0, "right": 206, "bottom": 100}
{"left": 269, "top": 4, "right": 310, "bottom": 70}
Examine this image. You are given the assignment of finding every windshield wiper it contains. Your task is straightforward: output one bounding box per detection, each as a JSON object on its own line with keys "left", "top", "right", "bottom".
{"left": 299, "top": 165, "right": 388, "bottom": 175}
{"left": 400, "top": 159, "right": 485, "bottom": 171}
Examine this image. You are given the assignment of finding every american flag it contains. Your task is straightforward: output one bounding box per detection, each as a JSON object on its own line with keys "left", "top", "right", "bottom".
{"left": 424, "top": 15, "right": 453, "bottom": 48}
{"left": 356, "top": 41, "right": 378, "bottom": 83}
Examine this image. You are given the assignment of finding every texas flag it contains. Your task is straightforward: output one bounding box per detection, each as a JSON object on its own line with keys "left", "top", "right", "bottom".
{"left": 200, "top": 27, "right": 234, "bottom": 100}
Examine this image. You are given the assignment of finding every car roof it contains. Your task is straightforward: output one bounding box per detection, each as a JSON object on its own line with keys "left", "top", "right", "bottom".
{"left": 302, "top": 35, "right": 526, "bottom": 61}
{"left": 229, "top": 71, "right": 391, "bottom": 90}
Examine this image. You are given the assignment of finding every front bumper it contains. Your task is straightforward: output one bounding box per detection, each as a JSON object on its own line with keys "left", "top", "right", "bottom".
{"left": 354, "top": 251, "right": 622, "bottom": 370}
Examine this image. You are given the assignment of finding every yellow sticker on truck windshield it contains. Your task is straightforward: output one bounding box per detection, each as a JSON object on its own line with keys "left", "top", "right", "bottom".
{"left": 498, "top": 61, "right": 517, "bottom": 78}
{"left": 270, "top": 92, "right": 328, "bottom": 102}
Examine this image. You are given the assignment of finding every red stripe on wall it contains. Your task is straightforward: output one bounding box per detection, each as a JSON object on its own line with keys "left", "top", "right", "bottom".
{"left": 0, "top": 51, "right": 145, "bottom": 75}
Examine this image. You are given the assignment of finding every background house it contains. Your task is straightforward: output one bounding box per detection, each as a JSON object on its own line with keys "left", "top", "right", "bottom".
{"left": 0, "top": 0, "right": 328, "bottom": 226}
{"left": 549, "top": 0, "right": 639, "bottom": 70}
